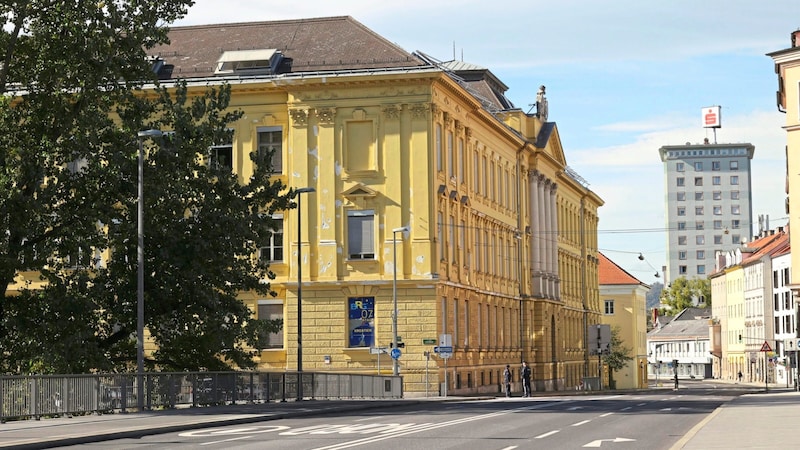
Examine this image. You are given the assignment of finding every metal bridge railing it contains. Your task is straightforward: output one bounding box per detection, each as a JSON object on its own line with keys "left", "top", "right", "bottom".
{"left": 0, "top": 371, "right": 402, "bottom": 422}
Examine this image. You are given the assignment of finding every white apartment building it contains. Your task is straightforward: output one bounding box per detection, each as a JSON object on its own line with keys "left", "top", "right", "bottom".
{"left": 659, "top": 142, "right": 754, "bottom": 284}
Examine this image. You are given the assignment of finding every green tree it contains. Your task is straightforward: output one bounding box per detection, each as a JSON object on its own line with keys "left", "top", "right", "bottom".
{"left": 659, "top": 277, "right": 711, "bottom": 314}
{"left": 0, "top": 2, "right": 292, "bottom": 373}
{"left": 603, "top": 326, "right": 633, "bottom": 390}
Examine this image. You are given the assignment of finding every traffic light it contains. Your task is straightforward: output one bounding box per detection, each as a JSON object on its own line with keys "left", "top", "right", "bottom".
{"left": 389, "top": 342, "right": 405, "bottom": 348}
{"left": 738, "top": 334, "right": 742, "bottom": 343}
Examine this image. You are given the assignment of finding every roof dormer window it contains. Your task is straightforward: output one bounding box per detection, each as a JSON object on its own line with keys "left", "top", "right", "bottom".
{"left": 215, "top": 49, "right": 282, "bottom": 74}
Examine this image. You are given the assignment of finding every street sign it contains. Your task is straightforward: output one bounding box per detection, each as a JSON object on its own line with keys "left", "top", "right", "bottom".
{"left": 370, "top": 347, "right": 388, "bottom": 354}
{"left": 434, "top": 346, "right": 453, "bottom": 353}
{"left": 422, "top": 338, "right": 436, "bottom": 345}
{"left": 390, "top": 348, "right": 401, "bottom": 359}
{"left": 760, "top": 341, "right": 772, "bottom": 352}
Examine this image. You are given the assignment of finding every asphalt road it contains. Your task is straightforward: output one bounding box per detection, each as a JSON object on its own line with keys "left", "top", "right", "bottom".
{"left": 62, "top": 385, "right": 747, "bottom": 450}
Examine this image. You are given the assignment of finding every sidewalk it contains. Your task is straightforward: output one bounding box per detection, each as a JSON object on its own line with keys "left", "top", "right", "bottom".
{"left": 671, "top": 386, "right": 800, "bottom": 449}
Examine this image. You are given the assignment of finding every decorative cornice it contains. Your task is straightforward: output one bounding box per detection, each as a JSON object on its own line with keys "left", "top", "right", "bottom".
{"left": 382, "top": 104, "right": 401, "bottom": 120}
{"left": 316, "top": 107, "right": 336, "bottom": 124}
{"left": 289, "top": 108, "right": 309, "bottom": 126}
{"left": 412, "top": 103, "right": 430, "bottom": 120}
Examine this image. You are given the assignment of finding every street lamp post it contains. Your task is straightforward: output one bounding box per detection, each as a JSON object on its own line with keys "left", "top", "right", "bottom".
{"left": 136, "top": 129, "right": 162, "bottom": 411}
{"left": 295, "top": 187, "right": 315, "bottom": 400}
{"left": 392, "top": 226, "right": 409, "bottom": 376}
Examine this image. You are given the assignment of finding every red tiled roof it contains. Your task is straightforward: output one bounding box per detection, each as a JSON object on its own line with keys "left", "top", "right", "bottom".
{"left": 598, "top": 252, "right": 644, "bottom": 285}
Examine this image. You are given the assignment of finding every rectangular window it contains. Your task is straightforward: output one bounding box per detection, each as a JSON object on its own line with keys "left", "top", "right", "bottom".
{"left": 677, "top": 177, "right": 685, "bottom": 187}
{"left": 678, "top": 207, "right": 686, "bottom": 216}
{"left": 464, "top": 300, "right": 470, "bottom": 348}
{"left": 696, "top": 235, "right": 705, "bottom": 245}
{"left": 489, "top": 161, "right": 495, "bottom": 201}
{"left": 347, "top": 210, "right": 375, "bottom": 259}
{"left": 348, "top": 297, "right": 375, "bottom": 348}
{"left": 453, "top": 299, "right": 459, "bottom": 349}
{"left": 458, "top": 138, "right": 465, "bottom": 183}
{"left": 731, "top": 191, "right": 740, "bottom": 200}
{"left": 695, "top": 221, "right": 704, "bottom": 230}
{"left": 678, "top": 222, "right": 686, "bottom": 230}
{"left": 679, "top": 250, "right": 687, "bottom": 260}
{"left": 676, "top": 162, "right": 685, "bottom": 172}
{"left": 604, "top": 300, "right": 615, "bottom": 315}
{"left": 713, "top": 205, "right": 722, "bottom": 215}
{"left": 257, "top": 127, "right": 282, "bottom": 173}
{"left": 695, "top": 206, "right": 704, "bottom": 215}
{"left": 714, "top": 235, "right": 723, "bottom": 244}
{"left": 712, "top": 161, "right": 721, "bottom": 171}
{"left": 730, "top": 175, "right": 739, "bottom": 185}
{"left": 473, "top": 150, "right": 479, "bottom": 194}
{"left": 258, "top": 300, "right": 284, "bottom": 349}
{"left": 730, "top": 161, "right": 739, "bottom": 170}
{"left": 694, "top": 162, "right": 703, "bottom": 171}
{"left": 731, "top": 205, "right": 740, "bottom": 215}
{"left": 447, "top": 131, "right": 454, "bottom": 178}
{"left": 448, "top": 215, "right": 455, "bottom": 262}
{"left": 732, "top": 219, "right": 741, "bottom": 229}
{"left": 436, "top": 124, "right": 442, "bottom": 172}
{"left": 732, "top": 235, "right": 741, "bottom": 244}
{"left": 679, "top": 265, "right": 687, "bottom": 274}
{"left": 260, "top": 214, "right": 284, "bottom": 262}
{"left": 697, "top": 265, "right": 706, "bottom": 275}
{"left": 475, "top": 229, "right": 481, "bottom": 272}
{"left": 678, "top": 236, "right": 687, "bottom": 245}
{"left": 713, "top": 191, "right": 722, "bottom": 200}
{"left": 482, "top": 155, "right": 488, "bottom": 197}
{"left": 714, "top": 220, "right": 722, "bottom": 230}
{"left": 677, "top": 192, "right": 686, "bottom": 201}
{"left": 695, "top": 192, "right": 704, "bottom": 201}
{"left": 697, "top": 250, "right": 705, "bottom": 259}
{"left": 438, "top": 212, "right": 444, "bottom": 261}
{"left": 694, "top": 177, "right": 703, "bottom": 186}
{"left": 712, "top": 176, "right": 721, "bottom": 185}
{"left": 210, "top": 144, "right": 233, "bottom": 171}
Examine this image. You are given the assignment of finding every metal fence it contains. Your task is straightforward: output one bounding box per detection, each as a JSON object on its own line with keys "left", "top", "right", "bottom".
{"left": 0, "top": 371, "right": 402, "bottom": 422}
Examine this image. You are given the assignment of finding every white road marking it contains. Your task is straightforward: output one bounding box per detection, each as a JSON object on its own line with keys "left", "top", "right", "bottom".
{"left": 535, "top": 430, "right": 560, "bottom": 439}
{"left": 600, "top": 412, "right": 614, "bottom": 417}
{"left": 572, "top": 420, "right": 591, "bottom": 427}
{"left": 200, "top": 435, "right": 252, "bottom": 446}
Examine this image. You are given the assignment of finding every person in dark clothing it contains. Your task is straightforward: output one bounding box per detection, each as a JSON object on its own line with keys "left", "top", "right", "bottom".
{"left": 503, "top": 365, "right": 512, "bottom": 397}
{"left": 521, "top": 361, "right": 532, "bottom": 397}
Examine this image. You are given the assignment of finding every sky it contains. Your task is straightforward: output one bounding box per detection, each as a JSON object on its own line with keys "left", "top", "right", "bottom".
{"left": 173, "top": 1, "right": 800, "bottom": 285}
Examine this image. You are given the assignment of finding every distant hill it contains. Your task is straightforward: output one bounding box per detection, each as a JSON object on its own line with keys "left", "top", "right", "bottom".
{"left": 647, "top": 282, "right": 663, "bottom": 310}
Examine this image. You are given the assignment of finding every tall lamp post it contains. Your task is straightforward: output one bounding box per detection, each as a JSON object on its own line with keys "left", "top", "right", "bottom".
{"left": 136, "top": 129, "right": 162, "bottom": 411}
{"left": 392, "top": 226, "right": 409, "bottom": 376}
{"left": 295, "top": 187, "right": 315, "bottom": 400}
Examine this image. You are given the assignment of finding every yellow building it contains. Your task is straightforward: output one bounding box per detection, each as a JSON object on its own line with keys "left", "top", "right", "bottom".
{"left": 598, "top": 253, "right": 649, "bottom": 389}
{"left": 770, "top": 33, "right": 800, "bottom": 330}
{"left": 144, "top": 16, "right": 603, "bottom": 395}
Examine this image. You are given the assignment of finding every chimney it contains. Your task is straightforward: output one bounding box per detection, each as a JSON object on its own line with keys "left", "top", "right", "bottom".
{"left": 793, "top": 30, "right": 800, "bottom": 47}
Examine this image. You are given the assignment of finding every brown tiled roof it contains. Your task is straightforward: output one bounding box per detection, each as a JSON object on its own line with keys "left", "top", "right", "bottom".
{"left": 598, "top": 252, "right": 644, "bottom": 286}
{"left": 151, "top": 16, "right": 426, "bottom": 79}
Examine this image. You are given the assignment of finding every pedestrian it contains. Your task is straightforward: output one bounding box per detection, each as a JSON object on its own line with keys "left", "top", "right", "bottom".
{"left": 521, "top": 361, "right": 532, "bottom": 397}
{"left": 503, "top": 364, "right": 512, "bottom": 397}
{"left": 737, "top": 371, "right": 743, "bottom": 383}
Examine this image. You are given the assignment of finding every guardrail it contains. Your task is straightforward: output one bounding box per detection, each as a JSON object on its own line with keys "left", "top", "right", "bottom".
{"left": 0, "top": 371, "right": 402, "bottom": 422}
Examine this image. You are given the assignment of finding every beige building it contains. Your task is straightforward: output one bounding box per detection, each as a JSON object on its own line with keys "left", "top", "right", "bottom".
{"left": 140, "top": 16, "right": 604, "bottom": 395}
{"left": 598, "top": 253, "right": 649, "bottom": 389}
{"left": 769, "top": 32, "right": 800, "bottom": 327}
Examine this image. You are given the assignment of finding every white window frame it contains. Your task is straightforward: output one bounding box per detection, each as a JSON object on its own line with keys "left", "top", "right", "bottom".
{"left": 347, "top": 210, "right": 375, "bottom": 260}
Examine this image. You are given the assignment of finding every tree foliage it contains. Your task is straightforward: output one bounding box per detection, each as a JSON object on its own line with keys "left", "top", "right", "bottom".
{"left": 659, "top": 277, "right": 711, "bottom": 314}
{"left": 0, "top": 1, "right": 292, "bottom": 373}
{"left": 602, "top": 326, "right": 633, "bottom": 389}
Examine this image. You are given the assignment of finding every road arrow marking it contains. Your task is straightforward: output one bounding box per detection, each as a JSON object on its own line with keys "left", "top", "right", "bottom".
{"left": 583, "top": 437, "right": 636, "bottom": 447}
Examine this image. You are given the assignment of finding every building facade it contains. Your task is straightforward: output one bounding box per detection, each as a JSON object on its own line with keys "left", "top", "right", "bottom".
{"left": 598, "top": 253, "right": 649, "bottom": 389}
{"left": 647, "top": 308, "right": 713, "bottom": 381}
{"left": 145, "top": 17, "right": 603, "bottom": 395}
{"left": 659, "top": 142, "right": 755, "bottom": 284}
